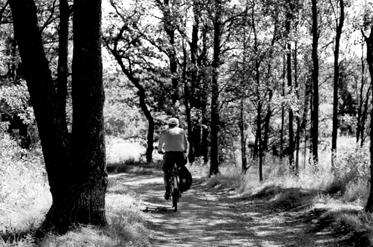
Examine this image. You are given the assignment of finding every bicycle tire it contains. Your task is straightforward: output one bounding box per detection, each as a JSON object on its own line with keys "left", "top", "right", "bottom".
{"left": 172, "top": 188, "right": 179, "bottom": 212}
{"left": 170, "top": 165, "right": 180, "bottom": 211}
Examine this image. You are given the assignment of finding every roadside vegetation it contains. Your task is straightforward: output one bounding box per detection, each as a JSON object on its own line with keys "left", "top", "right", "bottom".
{"left": 207, "top": 136, "right": 373, "bottom": 246}
{"left": 0, "top": 134, "right": 150, "bottom": 247}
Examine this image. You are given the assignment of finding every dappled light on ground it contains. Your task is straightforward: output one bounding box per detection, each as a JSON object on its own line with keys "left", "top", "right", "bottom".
{"left": 109, "top": 170, "right": 351, "bottom": 247}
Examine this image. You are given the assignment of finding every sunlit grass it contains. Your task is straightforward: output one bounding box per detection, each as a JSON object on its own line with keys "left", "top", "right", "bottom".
{"left": 1, "top": 134, "right": 151, "bottom": 246}
{"left": 210, "top": 135, "right": 373, "bottom": 244}
{"left": 106, "top": 136, "right": 145, "bottom": 166}
{"left": 0, "top": 134, "right": 51, "bottom": 237}
{"left": 37, "top": 194, "right": 150, "bottom": 247}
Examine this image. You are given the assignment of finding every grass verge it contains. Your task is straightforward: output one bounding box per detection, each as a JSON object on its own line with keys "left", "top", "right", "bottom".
{"left": 1, "top": 135, "right": 151, "bottom": 246}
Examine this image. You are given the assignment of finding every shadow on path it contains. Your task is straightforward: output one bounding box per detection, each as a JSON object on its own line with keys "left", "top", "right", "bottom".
{"left": 108, "top": 171, "right": 346, "bottom": 247}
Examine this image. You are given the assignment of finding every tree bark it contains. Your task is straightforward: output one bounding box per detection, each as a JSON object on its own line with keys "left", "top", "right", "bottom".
{"left": 10, "top": 0, "right": 107, "bottom": 231}
{"left": 280, "top": 55, "right": 286, "bottom": 159}
{"left": 360, "top": 86, "right": 371, "bottom": 147}
{"left": 9, "top": 0, "right": 73, "bottom": 231}
{"left": 252, "top": 4, "right": 263, "bottom": 181}
{"left": 57, "top": 0, "right": 69, "bottom": 128}
{"left": 240, "top": 98, "right": 247, "bottom": 171}
{"left": 311, "top": 0, "right": 319, "bottom": 165}
{"left": 357, "top": 41, "right": 371, "bottom": 148}
{"left": 209, "top": 0, "right": 222, "bottom": 176}
{"left": 301, "top": 77, "right": 311, "bottom": 168}
{"left": 263, "top": 13, "right": 278, "bottom": 153}
{"left": 70, "top": 0, "right": 107, "bottom": 226}
{"left": 331, "top": 0, "right": 344, "bottom": 167}
{"left": 293, "top": 39, "right": 300, "bottom": 174}
{"left": 182, "top": 40, "right": 194, "bottom": 163}
{"left": 285, "top": 2, "right": 294, "bottom": 171}
{"left": 185, "top": 1, "right": 200, "bottom": 163}
{"left": 363, "top": 25, "right": 373, "bottom": 212}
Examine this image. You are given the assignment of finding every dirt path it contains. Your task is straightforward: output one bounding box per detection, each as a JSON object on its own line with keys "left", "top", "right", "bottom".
{"left": 108, "top": 170, "right": 344, "bottom": 247}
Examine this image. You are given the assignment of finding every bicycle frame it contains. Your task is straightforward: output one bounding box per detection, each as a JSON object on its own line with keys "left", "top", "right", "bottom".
{"left": 170, "top": 164, "right": 180, "bottom": 211}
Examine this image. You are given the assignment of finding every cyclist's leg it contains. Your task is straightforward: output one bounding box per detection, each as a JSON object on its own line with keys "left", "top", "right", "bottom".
{"left": 162, "top": 152, "right": 173, "bottom": 199}
{"left": 175, "top": 151, "right": 186, "bottom": 168}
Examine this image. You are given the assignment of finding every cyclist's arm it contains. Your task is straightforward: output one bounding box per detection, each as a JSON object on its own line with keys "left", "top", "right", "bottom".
{"left": 184, "top": 131, "right": 189, "bottom": 154}
{"left": 158, "top": 133, "right": 165, "bottom": 154}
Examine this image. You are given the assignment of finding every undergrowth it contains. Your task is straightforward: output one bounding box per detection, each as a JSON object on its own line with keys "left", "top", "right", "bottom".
{"left": 209, "top": 136, "right": 373, "bottom": 245}
{"left": 1, "top": 134, "right": 151, "bottom": 247}
{"left": 0, "top": 134, "right": 51, "bottom": 236}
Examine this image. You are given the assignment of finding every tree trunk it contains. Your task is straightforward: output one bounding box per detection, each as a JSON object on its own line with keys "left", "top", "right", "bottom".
{"left": 186, "top": 2, "right": 200, "bottom": 163}
{"left": 331, "top": 0, "right": 344, "bottom": 167}
{"left": 57, "top": 0, "right": 69, "bottom": 130}
{"left": 360, "top": 86, "right": 371, "bottom": 147}
{"left": 263, "top": 14, "right": 278, "bottom": 153}
{"left": 363, "top": 25, "right": 373, "bottom": 212}
{"left": 9, "top": 0, "right": 72, "bottom": 231}
{"left": 252, "top": 4, "right": 263, "bottom": 181}
{"left": 240, "top": 98, "right": 247, "bottom": 171}
{"left": 280, "top": 55, "right": 286, "bottom": 159}
{"left": 183, "top": 41, "right": 194, "bottom": 163}
{"left": 357, "top": 41, "right": 365, "bottom": 144}
{"left": 70, "top": 0, "right": 107, "bottom": 225}
{"left": 311, "top": 0, "right": 319, "bottom": 165}
{"left": 294, "top": 40, "right": 300, "bottom": 174}
{"left": 262, "top": 97, "right": 272, "bottom": 152}
{"left": 301, "top": 77, "right": 311, "bottom": 169}
{"left": 240, "top": 5, "right": 249, "bottom": 172}
{"left": 210, "top": 0, "right": 222, "bottom": 176}
{"left": 199, "top": 24, "right": 209, "bottom": 164}
{"left": 201, "top": 108, "right": 209, "bottom": 163}
{"left": 10, "top": 0, "right": 107, "bottom": 231}
{"left": 285, "top": 5, "right": 294, "bottom": 171}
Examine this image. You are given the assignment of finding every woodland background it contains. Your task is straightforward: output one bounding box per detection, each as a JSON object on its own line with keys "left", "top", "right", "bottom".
{"left": 2, "top": 0, "right": 373, "bottom": 246}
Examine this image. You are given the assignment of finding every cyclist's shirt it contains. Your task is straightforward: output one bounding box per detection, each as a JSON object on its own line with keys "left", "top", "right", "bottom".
{"left": 158, "top": 127, "right": 188, "bottom": 153}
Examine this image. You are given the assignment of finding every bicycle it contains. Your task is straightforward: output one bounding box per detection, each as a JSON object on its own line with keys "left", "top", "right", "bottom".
{"left": 169, "top": 164, "right": 181, "bottom": 212}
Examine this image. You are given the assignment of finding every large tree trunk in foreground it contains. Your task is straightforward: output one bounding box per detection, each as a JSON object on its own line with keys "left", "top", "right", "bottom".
{"left": 70, "top": 0, "right": 107, "bottom": 226}
{"left": 10, "top": 0, "right": 71, "bottom": 231}
{"left": 10, "top": 0, "right": 107, "bottom": 231}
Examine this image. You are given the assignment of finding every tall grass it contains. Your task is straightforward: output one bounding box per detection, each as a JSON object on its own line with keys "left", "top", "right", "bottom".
{"left": 0, "top": 134, "right": 51, "bottom": 235}
{"left": 234, "top": 136, "right": 370, "bottom": 204}
{"left": 37, "top": 194, "right": 150, "bottom": 247}
{"left": 211, "top": 136, "right": 373, "bottom": 244}
{"left": 1, "top": 134, "right": 150, "bottom": 246}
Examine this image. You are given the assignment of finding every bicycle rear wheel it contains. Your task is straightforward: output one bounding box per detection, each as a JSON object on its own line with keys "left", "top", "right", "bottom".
{"left": 172, "top": 188, "right": 179, "bottom": 211}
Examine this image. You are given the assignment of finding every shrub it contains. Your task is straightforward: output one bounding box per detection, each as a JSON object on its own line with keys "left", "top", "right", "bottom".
{"left": 325, "top": 146, "right": 370, "bottom": 202}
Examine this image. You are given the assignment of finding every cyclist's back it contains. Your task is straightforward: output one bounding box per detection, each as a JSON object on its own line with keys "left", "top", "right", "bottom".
{"left": 158, "top": 118, "right": 188, "bottom": 200}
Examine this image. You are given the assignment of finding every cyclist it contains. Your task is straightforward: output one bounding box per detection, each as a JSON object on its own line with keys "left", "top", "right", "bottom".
{"left": 158, "top": 117, "right": 188, "bottom": 200}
